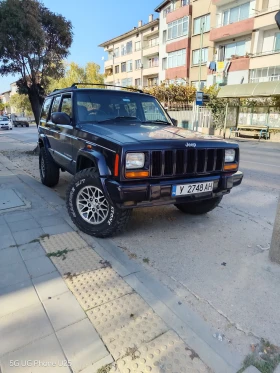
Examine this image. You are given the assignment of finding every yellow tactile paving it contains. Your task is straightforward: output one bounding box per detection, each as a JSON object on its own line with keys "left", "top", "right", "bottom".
{"left": 116, "top": 330, "right": 211, "bottom": 373}
{"left": 40, "top": 231, "right": 87, "bottom": 253}
{"left": 49, "top": 246, "right": 104, "bottom": 276}
{"left": 65, "top": 267, "right": 132, "bottom": 311}
{"left": 87, "top": 293, "right": 169, "bottom": 360}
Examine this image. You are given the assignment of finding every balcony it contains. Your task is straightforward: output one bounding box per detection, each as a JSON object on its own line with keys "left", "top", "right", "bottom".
{"left": 254, "top": 8, "right": 279, "bottom": 29}
{"left": 212, "top": 0, "right": 232, "bottom": 4}
{"left": 142, "top": 44, "right": 159, "bottom": 57}
{"left": 250, "top": 51, "right": 280, "bottom": 69}
{"left": 143, "top": 65, "right": 159, "bottom": 76}
{"left": 209, "top": 18, "right": 254, "bottom": 42}
{"left": 166, "top": 3, "right": 192, "bottom": 24}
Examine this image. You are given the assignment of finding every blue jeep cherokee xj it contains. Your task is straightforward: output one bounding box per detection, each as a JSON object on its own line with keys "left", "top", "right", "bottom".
{"left": 38, "top": 84, "right": 243, "bottom": 238}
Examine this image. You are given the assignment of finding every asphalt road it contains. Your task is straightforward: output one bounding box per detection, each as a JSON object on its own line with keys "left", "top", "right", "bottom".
{"left": 2, "top": 126, "right": 280, "bottom": 351}
{"left": 0, "top": 125, "right": 38, "bottom": 144}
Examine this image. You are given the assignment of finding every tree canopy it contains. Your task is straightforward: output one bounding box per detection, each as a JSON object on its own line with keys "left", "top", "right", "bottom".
{"left": 10, "top": 94, "right": 33, "bottom": 116}
{"left": 0, "top": 0, "right": 73, "bottom": 124}
{"left": 47, "top": 62, "right": 104, "bottom": 93}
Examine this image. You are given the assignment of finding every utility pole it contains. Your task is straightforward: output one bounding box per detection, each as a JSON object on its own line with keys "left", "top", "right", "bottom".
{"left": 198, "top": 20, "right": 205, "bottom": 90}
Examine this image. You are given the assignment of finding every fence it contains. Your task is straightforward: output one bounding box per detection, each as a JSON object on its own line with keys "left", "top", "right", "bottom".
{"left": 166, "top": 104, "right": 213, "bottom": 130}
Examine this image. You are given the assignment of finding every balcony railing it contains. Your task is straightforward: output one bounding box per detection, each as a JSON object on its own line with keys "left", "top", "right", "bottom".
{"left": 251, "top": 50, "right": 280, "bottom": 58}
{"left": 253, "top": 5, "right": 280, "bottom": 16}
{"left": 143, "top": 42, "right": 159, "bottom": 49}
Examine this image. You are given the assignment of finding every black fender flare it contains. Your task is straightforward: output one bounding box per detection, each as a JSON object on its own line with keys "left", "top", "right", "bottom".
{"left": 38, "top": 133, "right": 51, "bottom": 149}
{"left": 76, "top": 149, "right": 111, "bottom": 177}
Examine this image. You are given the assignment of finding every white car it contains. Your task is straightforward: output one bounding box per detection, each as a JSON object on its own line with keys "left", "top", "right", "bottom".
{"left": 0, "top": 116, "right": 13, "bottom": 130}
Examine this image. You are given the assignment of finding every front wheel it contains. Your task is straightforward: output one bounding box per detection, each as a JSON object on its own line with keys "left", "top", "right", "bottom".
{"left": 39, "top": 147, "right": 60, "bottom": 187}
{"left": 175, "top": 196, "right": 223, "bottom": 215}
{"left": 66, "top": 168, "right": 132, "bottom": 238}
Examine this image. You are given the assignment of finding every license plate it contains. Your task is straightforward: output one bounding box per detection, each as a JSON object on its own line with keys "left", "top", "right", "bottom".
{"left": 172, "top": 181, "right": 214, "bottom": 197}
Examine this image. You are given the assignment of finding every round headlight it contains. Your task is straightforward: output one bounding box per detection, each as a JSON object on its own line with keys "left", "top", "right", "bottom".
{"left": 126, "top": 153, "right": 145, "bottom": 169}
{"left": 225, "top": 149, "right": 236, "bottom": 163}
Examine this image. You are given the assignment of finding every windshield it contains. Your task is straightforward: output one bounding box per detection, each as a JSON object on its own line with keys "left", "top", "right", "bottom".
{"left": 75, "top": 90, "right": 171, "bottom": 124}
{"left": 0, "top": 117, "right": 8, "bottom": 121}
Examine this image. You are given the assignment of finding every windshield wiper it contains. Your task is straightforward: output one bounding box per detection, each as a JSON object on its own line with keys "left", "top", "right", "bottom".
{"left": 142, "top": 120, "right": 170, "bottom": 125}
{"left": 97, "top": 116, "right": 139, "bottom": 123}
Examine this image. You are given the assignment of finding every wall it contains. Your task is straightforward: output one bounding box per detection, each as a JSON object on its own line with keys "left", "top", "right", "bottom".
{"left": 227, "top": 69, "right": 249, "bottom": 84}
{"left": 158, "top": 4, "right": 169, "bottom": 83}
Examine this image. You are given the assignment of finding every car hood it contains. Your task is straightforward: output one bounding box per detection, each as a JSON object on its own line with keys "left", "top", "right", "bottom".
{"left": 80, "top": 122, "right": 227, "bottom": 145}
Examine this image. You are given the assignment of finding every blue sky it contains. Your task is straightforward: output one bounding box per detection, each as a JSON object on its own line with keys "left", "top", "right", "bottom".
{"left": 0, "top": 0, "right": 160, "bottom": 92}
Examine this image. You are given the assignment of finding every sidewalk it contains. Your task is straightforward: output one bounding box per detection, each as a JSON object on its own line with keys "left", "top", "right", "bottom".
{"left": 0, "top": 154, "right": 243, "bottom": 373}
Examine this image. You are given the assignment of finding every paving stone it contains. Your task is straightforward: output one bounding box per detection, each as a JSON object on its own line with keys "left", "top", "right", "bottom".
{"left": 8, "top": 217, "right": 40, "bottom": 232}
{"left": 43, "top": 291, "right": 86, "bottom": 331}
{"left": 0, "top": 233, "right": 15, "bottom": 250}
{"left": 0, "top": 215, "right": 5, "bottom": 225}
{"left": 13, "top": 227, "right": 44, "bottom": 245}
{"left": 117, "top": 330, "right": 210, "bottom": 373}
{"left": 242, "top": 367, "right": 262, "bottom": 373}
{"left": 81, "top": 355, "right": 115, "bottom": 373}
{"left": 57, "top": 318, "right": 109, "bottom": 373}
{"left": 87, "top": 293, "right": 169, "bottom": 360}
{"left": 42, "top": 223, "right": 73, "bottom": 235}
{"left": 0, "top": 303, "right": 53, "bottom": 356}
{"left": 0, "top": 260, "right": 30, "bottom": 289}
{"left": 66, "top": 267, "right": 132, "bottom": 311}
{"left": 25, "top": 256, "right": 56, "bottom": 278}
{"left": 33, "top": 271, "right": 69, "bottom": 301}
{"left": 38, "top": 215, "right": 67, "bottom": 228}
{"left": 19, "top": 241, "right": 46, "bottom": 260}
{"left": 0, "top": 333, "right": 71, "bottom": 372}
{"left": 0, "top": 279, "right": 40, "bottom": 318}
{"left": 274, "top": 364, "right": 280, "bottom": 373}
{"left": 4, "top": 211, "right": 33, "bottom": 223}
{"left": 0, "top": 188, "right": 25, "bottom": 210}
{"left": 0, "top": 223, "right": 11, "bottom": 235}
{"left": 50, "top": 247, "right": 103, "bottom": 276}
{"left": 40, "top": 231, "right": 87, "bottom": 253}
{"left": 30, "top": 207, "right": 59, "bottom": 218}
{"left": 0, "top": 246, "right": 22, "bottom": 265}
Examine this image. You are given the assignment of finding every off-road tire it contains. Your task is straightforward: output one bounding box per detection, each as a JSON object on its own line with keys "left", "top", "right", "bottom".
{"left": 175, "top": 196, "right": 223, "bottom": 215}
{"left": 66, "top": 167, "right": 132, "bottom": 238}
{"left": 39, "top": 147, "right": 60, "bottom": 187}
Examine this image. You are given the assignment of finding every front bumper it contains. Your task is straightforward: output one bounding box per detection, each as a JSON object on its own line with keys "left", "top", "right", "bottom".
{"left": 104, "top": 171, "right": 243, "bottom": 209}
{"left": 0, "top": 125, "right": 9, "bottom": 130}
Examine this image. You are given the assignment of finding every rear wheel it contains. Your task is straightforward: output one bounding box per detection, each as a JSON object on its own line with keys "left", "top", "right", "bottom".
{"left": 66, "top": 167, "right": 132, "bottom": 238}
{"left": 175, "top": 196, "right": 223, "bottom": 215}
{"left": 39, "top": 147, "right": 60, "bottom": 187}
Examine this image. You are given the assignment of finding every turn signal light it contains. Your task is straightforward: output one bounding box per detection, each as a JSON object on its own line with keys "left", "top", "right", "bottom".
{"left": 125, "top": 171, "right": 149, "bottom": 178}
{"left": 224, "top": 163, "right": 238, "bottom": 171}
{"left": 114, "top": 154, "right": 120, "bottom": 176}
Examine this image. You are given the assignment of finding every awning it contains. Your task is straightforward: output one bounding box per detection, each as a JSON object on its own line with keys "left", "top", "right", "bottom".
{"left": 217, "top": 81, "right": 280, "bottom": 98}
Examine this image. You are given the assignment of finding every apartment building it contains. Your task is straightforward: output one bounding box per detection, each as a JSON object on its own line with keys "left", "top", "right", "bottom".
{"left": 100, "top": 0, "right": 280, "bottom": 89}
{"left": 99, "top": 16, "right": 159, "bottom": 88}
{"left": 209, "top": 0, "right": 280, "bottom": 86}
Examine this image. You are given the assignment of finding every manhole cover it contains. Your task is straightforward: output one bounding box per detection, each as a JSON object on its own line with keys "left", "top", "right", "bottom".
{"left": 0, "top": 189, "right": 25, "bottom": 211}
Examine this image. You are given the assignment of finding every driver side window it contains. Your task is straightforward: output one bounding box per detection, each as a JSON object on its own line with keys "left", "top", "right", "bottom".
{"left": 61, "top": 95, "right": 72, "bottom": 117}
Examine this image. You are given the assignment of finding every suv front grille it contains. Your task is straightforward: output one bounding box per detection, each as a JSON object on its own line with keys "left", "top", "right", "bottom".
{"left": 151, "top": 148, "right": 225, "bottom": 177}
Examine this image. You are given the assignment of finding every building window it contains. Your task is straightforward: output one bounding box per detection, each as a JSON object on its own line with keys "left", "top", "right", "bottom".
{"left": 148, "top": 57, "right": 159, "bottom": 68}
{"left": 224, "top": 41, "right": 246, "bottom": 59}
{"left": 121, "top": 78, "right": 133, "bottom": 87}
{"left": 114, "top": 48, "right": 119, "bottom": 58}
{"left": 107, "top": 51, "right": 113, "bottom": 60}
{"left": 148, "top": 37, "right": 159, "bottom": 47}
{"left": 192, "top": 81, "right": 206, "bottom": 89}
{"left": 193, "top": 14, "right": 210, "bottom": 35}
{"left": 168, "top": 49, "right": 187, "bottom": 68}
{"left": 181, "top": 0, "right": 189, "bottom": 6}
{"left": 167, "top": 17, "right": 189, "bottom": 40}
{"left": 192, "top": 48, "right": 208, "bottom": 65}
{"left": 135, "top": 41, "right": 141, "bottom": 51}
{"left": 121, "top": 62, "right": 126, "bottom": 72}
{"left": 275, "top": 33, "right": 280, "bottom": 51}
{"left": 121, "top": 41, "right": 133, "bottom": 56}
{"left": 162, "top": 57, "right": 167, "bottom": 70}
{"left": 223, "top": 3, "right": 250, "bottom": 26}
{"left": 126, "top": 60, "right": 133, "bottom": 72}
{"left": 163, "top": 30, "right": 167, "bottom": 43}
{"left": 135, "top": 59, "right": 142, "bottom": 70}
{"left": 115, "top": 65, "right": 119, "bottom": 74}
{"left": 249, "top": 66, "right": 280, "bottom": 83}
{"left": 148, "top": 77, "right": 159, "bottom": 87}
{"left": 135, "top": 78, "right": 141, "bottom": 87}
{"left": 163, "top": 5, "right": 172, "bottom": 18}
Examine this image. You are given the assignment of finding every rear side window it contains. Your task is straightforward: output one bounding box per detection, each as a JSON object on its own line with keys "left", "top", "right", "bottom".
{"left": 51, "top": 95, "right": 61, "bottom": 114}
{"left": 40, "top": 98, "right": 52, "bottom": 121}
{"left": 61, "top": 95, "right": 72, "bottom": 117}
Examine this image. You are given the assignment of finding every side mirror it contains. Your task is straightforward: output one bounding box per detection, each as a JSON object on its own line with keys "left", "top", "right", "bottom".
{"left": 171, "top": 118, "right": 178, "bottom": 127}
{"left": 51, "top": 112, "right": 71, "bottom": 125}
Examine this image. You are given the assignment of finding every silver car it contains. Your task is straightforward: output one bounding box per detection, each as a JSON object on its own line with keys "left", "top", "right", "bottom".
{"left": 0, "top": 116, "right": 13, "bottom": 130}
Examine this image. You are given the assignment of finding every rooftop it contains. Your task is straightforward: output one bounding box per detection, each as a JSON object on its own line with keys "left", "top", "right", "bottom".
{"left": 99, "top": 18, "right": 159, "bottom": 47}
{"left": 154, "top": 0, "right": 170, "bottom": 12}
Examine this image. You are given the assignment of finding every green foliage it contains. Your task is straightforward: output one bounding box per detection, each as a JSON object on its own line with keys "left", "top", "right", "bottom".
{"left": 203, "top": 85, "right": 227, "bottom": 129}
{"left": 0, "top": 0, "right": 73, "bottom": 123}
{"left": 10, "top": 93, "right": 33, "bottom": 115}
{"left": 47, "top": 62, "right": 104, "bottom": 93}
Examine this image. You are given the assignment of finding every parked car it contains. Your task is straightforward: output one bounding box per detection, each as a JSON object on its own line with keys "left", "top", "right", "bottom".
{"left": 11, "top": 114, "right": 29, "bottom": 127}
{"left": 38, "top": 84, "right": 243, "bottom": 238}
{"left": 0, "top": 116, "right": 12, "bottom": 130}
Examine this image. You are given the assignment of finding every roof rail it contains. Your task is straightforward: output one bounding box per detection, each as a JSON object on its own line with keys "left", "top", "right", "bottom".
{"left": 70, "top": 83, "right": 144, "bottom": 93}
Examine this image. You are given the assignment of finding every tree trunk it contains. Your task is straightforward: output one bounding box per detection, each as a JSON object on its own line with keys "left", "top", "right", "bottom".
{"left": 28, "top": 85, "right": 44, "bottom": 127}
{"left": 270, "top": 195, "right": 280, "bottom": 264}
